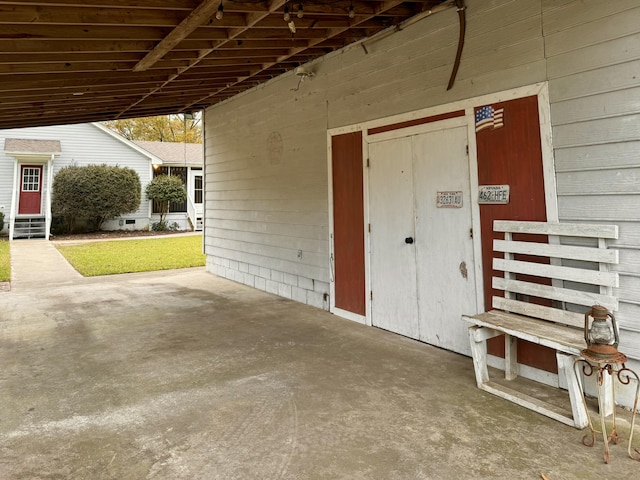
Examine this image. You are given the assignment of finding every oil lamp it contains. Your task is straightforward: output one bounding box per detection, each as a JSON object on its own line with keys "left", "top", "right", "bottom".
{"left": 582, "top": 305, "right": 626, "bottom": 363}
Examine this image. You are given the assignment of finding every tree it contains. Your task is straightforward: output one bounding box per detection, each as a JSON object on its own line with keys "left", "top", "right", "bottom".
{"left": 52, "top": 165, "right": 141, "bottom": 232}
{"left": 103, "top": 114, "right": 202, "bottom": 143}
{"left": 145, "top": 175, "right": 187, "bottom": 229}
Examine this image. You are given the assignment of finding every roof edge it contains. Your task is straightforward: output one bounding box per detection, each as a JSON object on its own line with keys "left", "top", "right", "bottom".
{"left": 90, "top": 122, "right": 164, "bottom": 164}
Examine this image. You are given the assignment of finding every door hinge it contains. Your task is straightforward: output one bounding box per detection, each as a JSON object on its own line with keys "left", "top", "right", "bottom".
{"left": 370, "top": 291, "right": 373, "bottom": 301}
{"left": 465, "top": 145, "right": 469, "bottom": 155}
{"left": 469, "top": 227, "right": 473, "bottom": 239}
{"left": 366, "top": 158, "right": 370, "bottom": 167}
{"left": 368, "top": 223, "right": 371, "bottom": 233}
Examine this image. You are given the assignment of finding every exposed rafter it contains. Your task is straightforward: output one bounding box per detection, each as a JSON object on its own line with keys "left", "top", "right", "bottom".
{"left": 133, "top": 0, "right": 222, "bottom": 72}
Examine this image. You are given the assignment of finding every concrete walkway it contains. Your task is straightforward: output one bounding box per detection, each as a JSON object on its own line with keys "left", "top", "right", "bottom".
{"left": 10, "top": 239, "right": 82, "bottom": 289}
{"left": 1, "top": 243, "right": 639, "bottom": 479}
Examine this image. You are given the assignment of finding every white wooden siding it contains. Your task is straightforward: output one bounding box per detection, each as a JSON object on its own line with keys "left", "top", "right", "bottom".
{"left": 204, "top": 73, "right": 330, "bottom": 307}
{"left": 545, "top": 1, "right": 640, "bottom": 365}
{"left": 554, "top": 142, "right": 640, "bottom": 173}
{"left": 204, "top": 0, "right": 640, "bottom": 366}
{"left": 551, "top": 88, "right": 640, "bottom": 128}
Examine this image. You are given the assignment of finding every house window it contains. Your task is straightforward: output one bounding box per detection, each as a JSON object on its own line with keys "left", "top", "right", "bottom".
{"left": 194, "top": 175, "right": 203, "bottom": 204}
{"left": 22, "top": 167, "right": 40, "bottom": 192}
{"left": 152, "top": 166, "right": 187, "bottom": 213}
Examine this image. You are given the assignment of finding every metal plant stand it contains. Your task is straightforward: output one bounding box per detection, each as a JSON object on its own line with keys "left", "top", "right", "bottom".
{"left": 574, "top": 351, "right": 640, "bottom": 464}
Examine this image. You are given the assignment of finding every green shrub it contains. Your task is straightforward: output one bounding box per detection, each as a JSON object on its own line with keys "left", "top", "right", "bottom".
{"left": 0, "top": 211, "right": 4, "bottom": 232}
{"left": 145, "top": 175, "right": 186, "bottom": 224}
{"left": 151, "top": 220, "right": 167, "bottom": 231}
{"left": 52, "top": 165, "right": 141, "bottom": 233}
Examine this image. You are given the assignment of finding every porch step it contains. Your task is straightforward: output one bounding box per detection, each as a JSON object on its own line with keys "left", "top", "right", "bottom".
{"left": 13, "top": 217, "right": 46, "bottom": 239}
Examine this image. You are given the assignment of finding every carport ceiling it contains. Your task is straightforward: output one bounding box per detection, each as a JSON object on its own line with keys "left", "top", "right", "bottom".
{"left": 0, "top": 0, "right": 450, "bottom": 130}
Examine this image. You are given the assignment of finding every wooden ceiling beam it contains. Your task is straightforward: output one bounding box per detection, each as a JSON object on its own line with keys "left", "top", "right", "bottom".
{"left": 0, "top": 0, "right": 200, "bottom": 11}
{"left": 0, "top": 66, "right": 258, "bottom": 91}
{"left": 0, "top": 24, "right": 180, "bottom": 40}
{"left": 0, "top": 94, "right": 212, "bottom": 115}
{"left": 0, "top": 79, "right": 243, "bottom": 100}
{"left": 0, "top": 37, "right": 340, "bottom": 54}
{"left": 0, "top": 51, "right": 205, "bottom": 64}
{"left": 0, "top": 48, "right": 300, "bottom": 71}
{"left": 0, "top": 6, "right": 194, "bottom": 27}
{"left": 133, "top": 0, "right": 221, "bottom": 72}
{"left": 0, "top": 92, "right": 213, "bottom": 111}
{"left": 0, "top": 59, "right": 276, "bottom": 75}
{"left": 2, "top": 82, "right": 240, "bottom": 101}
{"left": 0, "top": 88, "right": 156, "bottom": 104}
{"left": 231, "top": 28, "right": 338, "bottom": 40}
{"left": 0, "top": 107, "right": 179, "bottom": 129}
{"left": 0, "top": 0, "right": 422, "bottom": 17}
{"left": 0, "top": 9, "right": 280, "bottom": 28}
{"left": 215, "top": 38, "right": 345, "bottom": 49}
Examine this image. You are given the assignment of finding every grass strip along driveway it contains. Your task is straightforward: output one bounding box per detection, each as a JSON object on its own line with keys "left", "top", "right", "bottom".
{"left": 56, "top": 235, "right": 205, "bottom": 276}
{"left": 0, "top": 239, "right": 9, "bottom": 282}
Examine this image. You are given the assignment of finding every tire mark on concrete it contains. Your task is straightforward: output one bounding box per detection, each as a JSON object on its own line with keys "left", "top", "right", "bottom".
{"left": 272, "top": 395, "right": 298, "bottom": 480}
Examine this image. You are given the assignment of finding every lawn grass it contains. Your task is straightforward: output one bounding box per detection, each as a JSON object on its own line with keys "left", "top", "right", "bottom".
{"left": 0, "top": 238, "right": 9, "bottom": 282}
{"left": 56, "top": 235, "right": 205, "bottom": 276}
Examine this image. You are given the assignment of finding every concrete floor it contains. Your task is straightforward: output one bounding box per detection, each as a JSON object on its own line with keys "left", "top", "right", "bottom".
{"left": 1, "top": 241, "right": 639, "bottom": 479}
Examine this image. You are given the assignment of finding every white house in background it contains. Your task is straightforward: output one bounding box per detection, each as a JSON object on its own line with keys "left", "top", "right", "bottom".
{"left": 0, "top": 122, "right": 164, "bottom": 240}
{"left": 134, "top": 141, "right": 204, "bottom": 232}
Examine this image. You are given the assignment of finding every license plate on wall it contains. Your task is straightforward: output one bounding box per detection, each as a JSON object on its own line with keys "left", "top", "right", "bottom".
{"left": 436, "top": 191, "right": 463, "bottom": 208}
{"left": 478, "top": 185, "right": 510, "bottom": 204}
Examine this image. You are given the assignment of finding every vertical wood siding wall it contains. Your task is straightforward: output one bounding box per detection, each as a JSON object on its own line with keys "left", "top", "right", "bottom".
{"left": 0, "top": 123, "right": 153, "bottom": 230}
{"left": 204, "top": 0, "right": 640, "bottom": 359}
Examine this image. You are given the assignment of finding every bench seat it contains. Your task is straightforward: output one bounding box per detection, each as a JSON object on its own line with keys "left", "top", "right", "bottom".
{"left": 464, "top": 310, "right": 584, "bottom": 354}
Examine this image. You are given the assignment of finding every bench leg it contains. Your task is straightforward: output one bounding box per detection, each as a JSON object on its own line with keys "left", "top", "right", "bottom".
{"left": 557, "top": 352, "right": 589, "bottom": 429}
{"left": 468, "top": 326, "right": 490, "bottom": 387}
{"left": 505, "top": 334, "right": 518, "bottom": 381}
{"left": 468, "top": 326, "right": 501, "bottom": 388}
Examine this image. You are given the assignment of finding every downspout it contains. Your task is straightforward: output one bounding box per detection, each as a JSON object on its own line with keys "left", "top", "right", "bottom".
{"left": 45, "top": 154, "right": 54, "bottom": 240}
{"left": 9, "top": 159, "right": 18, "bottom": 241}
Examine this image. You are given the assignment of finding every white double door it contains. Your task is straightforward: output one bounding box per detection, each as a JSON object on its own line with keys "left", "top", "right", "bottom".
{"left": 368, "top": 123, "right": 477, "bottom": 355}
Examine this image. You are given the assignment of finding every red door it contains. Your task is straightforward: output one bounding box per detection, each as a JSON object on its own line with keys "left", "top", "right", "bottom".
{"left": 18, "top": 165, "right": 43, "bottom": 214}
{"left": 476, "top": 95, "right": 557, "bottom": 373}
{"left": 331, "top": 132, "right": 366, "bottom": 316}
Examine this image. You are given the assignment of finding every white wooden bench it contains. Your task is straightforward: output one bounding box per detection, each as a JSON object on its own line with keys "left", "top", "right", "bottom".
{"left": 462, "top": 220, "right": 619, "bottom": 428}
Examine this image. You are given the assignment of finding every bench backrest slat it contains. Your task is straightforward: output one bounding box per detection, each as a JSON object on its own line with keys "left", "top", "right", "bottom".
{"left": 494, "top": 220, "right": 619, "bottom": 239}
{"left": 493, "top": 258, "right": 619, "bottom": 288}
{"left": 491, "top": 220, "right": 619, "bottom": 329}
{"left": 492, "top": 277, "right": 618, "bottom": 311}
{"left": 493, "top": 239, "right": 619, "bottom": 264}
{"left": 493, "top": 297, "right": 584, "bottom": 328}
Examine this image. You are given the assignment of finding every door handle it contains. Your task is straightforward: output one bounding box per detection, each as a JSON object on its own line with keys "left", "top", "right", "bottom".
{"left": 405, "top": 237, "right": 414, "bottom": 244}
